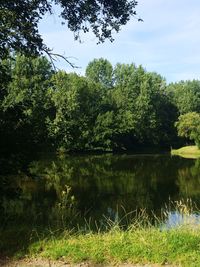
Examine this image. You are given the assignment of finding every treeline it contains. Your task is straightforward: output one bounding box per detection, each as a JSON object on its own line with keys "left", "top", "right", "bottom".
{"left": 0, "top": 55, "right": 200, "bottom": 154}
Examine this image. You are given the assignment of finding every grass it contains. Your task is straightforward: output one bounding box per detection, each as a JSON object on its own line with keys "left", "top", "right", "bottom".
{"left": 171, "top": 145, "right": 200, "bottom": 159}
{"left": 2, "top": 201, "right": 200, "bottom": 267}
{"left": 27, "top": 226, "right": 200, "bottom": 266}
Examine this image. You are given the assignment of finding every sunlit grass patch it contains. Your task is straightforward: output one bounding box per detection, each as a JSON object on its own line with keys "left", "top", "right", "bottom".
{"left": 26, "top": 200, "right": 200, "bottom": 266}
{"left": 2, "top": 199, "right": 200, "bottom": 266}
{"left": 28, "top": 227, "right": 200, "bottom": 266}
{"left": 171, "top": 146, "right": 200, "bottom": 159}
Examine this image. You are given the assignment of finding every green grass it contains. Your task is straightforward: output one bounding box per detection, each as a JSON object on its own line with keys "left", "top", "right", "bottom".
{"left": 27, "top": 226, "right": 200, "bottom": 266}
{"left": 171, "top": 145, "right": 200, "bottom": 159}
{"left": 2, "top": 201, "right": 200, "bottom": 267}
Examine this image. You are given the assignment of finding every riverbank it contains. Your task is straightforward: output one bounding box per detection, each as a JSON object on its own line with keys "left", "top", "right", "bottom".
{"left": 1, "top": 199, "right": 200, "bottom": 267}
{"left": 171, "top": 146, "right": 200, "bottom": 159}
{"left": 2, "top": 225, "right": 199, "bottom": 267}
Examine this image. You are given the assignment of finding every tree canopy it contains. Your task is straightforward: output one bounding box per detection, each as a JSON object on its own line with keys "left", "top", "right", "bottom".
{"left": 168, "top": 80, "right": 200, "bottom": 115}
{"left": 175, "top": 112, "right": 200, "bottom": 148}
{"left": 1, "top": 55, "right": 200, "bottom": 153}
{"left": 0, "top": 55, "right": 184, "bottom": 153}
{"left": 85, "top": 58, "right": 113, "bottom": 88}
{"left": 0, "top": 0, "right": 139, "bottom": 59}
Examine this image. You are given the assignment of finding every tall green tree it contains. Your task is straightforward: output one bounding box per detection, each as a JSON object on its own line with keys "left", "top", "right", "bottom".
{"left": 112, "top": 65, "right": 176, "bottom": 147}
{"left": 48, "top": 72, "right": 102, "bottom": 151}
{"left": 0, "top": 55, "right": 185, "bottom": 154}
{"left": 168, "top": 80, "right": 200, "bottom": 115}
{"left": 85, "top": 58, "right": 113, "bottom": 88}
{"left": 1, "top": 54, "right": 53, "bottom": 151}
{"left": 92, "top": 63, "right": 177, "bottom": 150}
{"left": 175, "top": 112, "right": 200, "bottom": 148}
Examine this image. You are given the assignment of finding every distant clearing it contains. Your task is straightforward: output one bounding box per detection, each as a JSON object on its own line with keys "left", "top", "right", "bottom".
{"left": 171, "top": 146, "right": 200, "bottom": 159}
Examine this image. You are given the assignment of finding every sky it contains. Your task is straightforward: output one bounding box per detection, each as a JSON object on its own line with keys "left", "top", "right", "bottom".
{"left": 39, "top": 0, "right": 200, "bottom": 83}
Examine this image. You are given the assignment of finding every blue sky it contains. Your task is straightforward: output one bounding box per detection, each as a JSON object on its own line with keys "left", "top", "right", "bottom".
{"left": 39, "top": 0, "right": 200, "bottom": 83}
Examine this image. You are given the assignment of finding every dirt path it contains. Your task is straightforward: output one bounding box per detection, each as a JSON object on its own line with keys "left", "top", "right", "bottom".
{"left": 0, "top": 258, "right": 178, "bottom": 267}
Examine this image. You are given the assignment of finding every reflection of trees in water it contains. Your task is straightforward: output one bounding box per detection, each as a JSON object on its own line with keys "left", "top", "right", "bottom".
{"left": 0, "top": 173, "right": 43, "bottom": 226}
{"left": 1, "top": 154, "right": 199, "bottom": 228}
{"left": 177, "top": 158, "right": 200, "bottom": 203}
{"left": 64, "top": 155, "right": 181, "bottom": 220}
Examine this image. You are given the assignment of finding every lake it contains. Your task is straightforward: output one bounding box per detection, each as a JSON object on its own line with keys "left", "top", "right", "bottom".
{"left": 1, "top": 153, "right": 200, "bottom": 230}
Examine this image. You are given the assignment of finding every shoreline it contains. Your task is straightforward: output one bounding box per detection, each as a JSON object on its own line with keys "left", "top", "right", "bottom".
{"left": 1, "top": 226, "right": 199, "bottom": 267}
{"left": 171, "top": 145, "right": 200, "bottom": 159}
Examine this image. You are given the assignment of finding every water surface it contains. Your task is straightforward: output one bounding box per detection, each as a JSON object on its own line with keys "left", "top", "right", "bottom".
{"left": 1, "top": 153, "right": 200, "bottom": 229}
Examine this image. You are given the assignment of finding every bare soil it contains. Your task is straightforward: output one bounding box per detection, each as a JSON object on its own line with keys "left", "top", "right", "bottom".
{"left": 0, "top": 258, "right": 178, "bottom": 267}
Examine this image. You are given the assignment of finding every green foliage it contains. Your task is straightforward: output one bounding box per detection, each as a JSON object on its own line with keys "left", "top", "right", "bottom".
{"left": 0, "top": 1, "right": 51, "bottom": 59}
{"left": 93, "top": 111, "right": 121, "bottom": 150}
{"left": 168, "top": 80, "right": 200, "bottom": 114}
{"left": 1, "top": 55, "right": 198, "bottom": 153}
{"left": 175, "top": 112, "right": 200, "bottom": 148}
{"left": 85, "top": 58, "right": 113, "bottom": 88}
{"left": 0, "top": 1, "right": 138, "bottom": 59}
{"left": 47, "top": 71, "right": 102, "bottom": 150}
{"left": 106, "top": 64, "right": 176, "bottom": 148}
{"left": 0, "top": 54, "right": 53, "bottom": 151}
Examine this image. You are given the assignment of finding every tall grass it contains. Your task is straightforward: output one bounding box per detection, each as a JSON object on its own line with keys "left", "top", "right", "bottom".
{"left": 19, "top": 199, "right": 200, "bottom": 267}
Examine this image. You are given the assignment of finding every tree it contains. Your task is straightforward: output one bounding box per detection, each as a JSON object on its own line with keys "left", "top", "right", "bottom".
{"left": 91, "top": 63, "right": 177, "bottom": 150}
{"left": 86, "top": 58, "right": 113, "bottom": 88}
{"left": 0, "top": 55, "right": 182, "bottom": 154}
{"left": 0, "top": 0, "right": 139, "bottom": 59}
{"left": 175, "top": 112, "right": 200, "bottom": 148}
{"left": 1, "top": 54, "right": 53, "bottom": 151}
{"left": 47, "top": 71, "right": 102, "bottom": 151}
{"left": 112, "top": 64, "right": 175, "bottom": 147}
{"left": 168, "top": 80, "right": 200, "bottom": 115}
